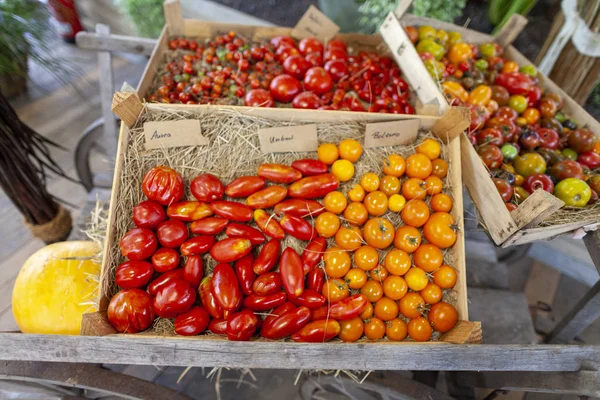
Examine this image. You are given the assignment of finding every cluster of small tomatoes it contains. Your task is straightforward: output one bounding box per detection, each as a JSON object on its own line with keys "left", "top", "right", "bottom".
{"left": 148, "top": 31, "right": 415, "bottom": 114}
{"left": 107, "top": 137, "right": 458, "bottom": 342}
{"left": 407, "top": 25, "right": 600, "bottom": 209}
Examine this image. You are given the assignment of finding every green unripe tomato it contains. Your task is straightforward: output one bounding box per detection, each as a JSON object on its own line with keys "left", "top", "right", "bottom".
{"left": 501, "top": 143, "right": 518, "bottom": 161}
{"left": 508, "top": 95, "right": 528, "bottom": 114}
{"left": 416, "top": 39, "right": 445, "bottom": 61}
{"left": 474, "top": 59, "right": 489, "bottom": 71}
{"left": 181, "top": 73, "right": 190, "bottom": 82}
{"left": 520, "top": 65, "right": 537, "bottom": 77}
{"left": 423, "top": 59, "right": 445, "bottom": 80}
{"left": 561, "top": 148, "right": 578, "bottom": 161}
{"left": 479, "top": 43, "right": 496, "bottom": 58}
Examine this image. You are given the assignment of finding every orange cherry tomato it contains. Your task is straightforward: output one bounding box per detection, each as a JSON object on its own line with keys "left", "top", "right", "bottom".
{"left": 369, "top": 264, "right": 389, "bottom": 282}
{"left": 354, "top": 245, "right": 379, "bottom": 271}
{"left": 323, "top": 191, "right": 347, "bottom": 214}
{"left": 383, "top": 154, "right": 406, "bottom": 177}
{"left": 379, "top": 175, "right": 401, "bottom": 197}
{"left": 393, "top": 226, "right": 422, "bottom": 253}
{"left": 338, "top": 317, "right": 364, "bottom": 342}
{"left": 364, "top": 191, "right": 389, "bottom": 216}
{"left": 315, "top": 211, "right": 341, "bottom": 238}
{"left": 522, "top": 107, "right": 541, "bottom": 125}
{"left": 374, "top": 297, "right": 399, "bottom": 321}
{"left": 344, "top": 202, "right": 369, "bottom": 225}
{"left": 401, "top": 199, "right": 430, "bottom": 227}
{"left": 360, "top": 301, "right": 374, "bottom": 319}
{"left": 361, "top": 280, "right": 383, "bottom": 302}
{"left": 399, "top": 292, "right": 425, "bottom": 319}
{"left": 360, "top": 173, "right": 381, "bottom": 192}
{"left": 324, "top": 247, "right": 351, "bottom": 278}
{"left": 420, "top": 282, "right": 442, "bottom": 304}
{"left": 383, "top": 275, "right": 408, "bottom": 300}
{"left": 317, "top": 143, "right": 339, "bottom": 165}
{"left": 430, "top": 193, "right": 453, "bottom": 212}
{"left": 433, "top": 265, "right": 457, "bottom": 289}
{"left": 386, "top": 318, "right": 408, "bottom": 341}
{"left": 442, "top": 81, "right": 469, "bottom": 103}
{"left": 448, "top": 42, "right": 473, "bottom": 64}
{"left": 416, "top": 138, "right": 441, "bottom": 160}
{"left": 425, "top": 175, "right": 443, "bottom": 195}
{"left": 413, "top": 243, "right": 444, "bottom": 272}
{"left": 428, "top": 302, "right": 458, "bottom": 333}
{"left": 348, "top": 184, "right": 365, "bottom": 202}
{"left": 486, "top": 99, "right": 499, "bottom": 115}
{"left": 405, "top": 267, "right": 429, "bottom": 291}
{"left": 322, "top": 278, "right": 349, "bottom": 302}
{"left": 432, "top": 158, "right": 449, "bottom": 178}
{"left": 363, "top": 218, "right": 395, "bottom": 249}
{"left": 384, "top": 249, "right": 411, "bottom": 276}
{"left": 423, "top": 212, "right": 458, "bottom": 249}
{"left": 402, "top": 178, "right": 427, "bottom": 200}
{"left": 335, "top": 225, "right": 363, "bottom": 251}
{"left": 338, "top": 139, "right": 363, "bottom": 162}
{"left": 364, "top": 317, "right": 386, "bottom": 340}
{"left": 406, "top": 153, "right": 433, "bottom": 179}
{"left": 501, "top": 61, "right": 519, "bottom": 74}
{"left": 345, "top": 268, "right": 368, "bottom": 289}
{"left": 408, "top": 316, "right": 433, "bottom": 341}
{"left": 468, "top": 85, "right": 492, "bottom": 106}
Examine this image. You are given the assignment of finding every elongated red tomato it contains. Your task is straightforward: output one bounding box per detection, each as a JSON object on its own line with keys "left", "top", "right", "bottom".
{"left": 291, "top": 319, "right": 341, "bottom": 342}
{"left": 180, "top": 235, "right": 216, "bottom": 256}
{"left": 208, "top": 318, "right": 227, "bottom": 335}
{"left": 252, "top": 272, "right": 282, "bottom": 295}
{"left": 190, "top": 217, "right": 229, "bottom": 235}
{"left": 108, "top": 289, "right": 155, "bottom": 333}
{"left": 212, "top": 263, "right": 242, "bottom": 311}
{"left": 261, "top": 306, "right": 311, "bottom": 339}
{"left": 167, "top": 201, "right": 212, "bottom": 222}
{"left": 199, "top": 276, "right": 223, "bottom": 318}
{"left": 291, "top": 159, "right": 328, "bottom": 176}
{"left": 280, "top": 214, "right": 315, "bottom": 241}
{"left": 151, "top": 247, "right": 180, "bottom": 272}
{"left": 142, "top": 166, "right": 184, "bottom": 206}
{"left": 225, "top": 176, "right": 266, "bottom": 197}
{"left": 210, "top": 238, "right": 253, "bottom": 263}
{"left": 306, "top": 268, "right": 325, "bottom": 293}
{"left": 290, "top": 289, "right": 326, "bottom": 309}
{"left": 253, "top": 239, "right": 281, "bottom": 275}
{"left": 183, "top": 255, "right": 203, "bottom": 287}
{"left": 258, "top": 164, "right": 302, "bottom": 183}
{"left": 210, "top": 201, "right": 253, "bottom": 222}
{"left": 288, "top": 174, "right": 339, "bottom": 199}
{"left": 247, "top": 186, "right": 288, "bottom": 209}
{"left": 243, "top": 292, "right": 287, "bottom": 311}
{"left": 153, "top": 279, "right": 196, "bottom": 318}
{"left": 225, "top": 223, "right": 266, "bottom": 245}
{"left": 274, "top": 199, "right": 325, "bottom": 217}
{"left": 254, "top": 209, "right": 286, "bottom": 239}
{"left": 280, "top": 248, "right": 304, "bottom": 298}
{"left": 234, "top": 253, "right": 256, "bottom": 296}
{"left": 311, "top": 294, "right": 368, "bottom": 320}
{"left": 302, "top": 237, "right": 327, "bottom": 274}
{"left": 263, "top": 302, "right": 296, "bottom": 327}
{"left": 174, "top": 306, "right": 210, "bottom": 336}
{"left": 115, "top": 261, "right": 154, "bottom": 289}
{"left": 148, "top": 269, "right": 184, "bottom": 296}
{"left": 226, "top": 309, "right": 259, "bottom": 341}
{"left": 190, "top": 173, "right": 224, "bottom": 202}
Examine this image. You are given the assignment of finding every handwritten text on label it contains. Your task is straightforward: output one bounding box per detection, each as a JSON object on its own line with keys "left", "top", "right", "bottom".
{"left": 143, "top": 119, "right": 208, "bottom": 150}
{"left": 364, "top": 120, "right": 421, "bottom": 148}
{"left": 291, "top": 5, "right": 340, "bottom": 41}
{"left": 258, "top": 124, "right": 319, "bottom": 154}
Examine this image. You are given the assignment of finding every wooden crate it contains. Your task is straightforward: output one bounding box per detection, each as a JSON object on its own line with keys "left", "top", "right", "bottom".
{"left": 80, "top": 92, "right": 481, "bottom": 347}
{"left": 386, "top": 13, "right": 600, "bottom": 247}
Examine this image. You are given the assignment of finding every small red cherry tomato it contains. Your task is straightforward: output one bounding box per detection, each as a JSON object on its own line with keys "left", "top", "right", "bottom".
{"left": 108, "top": 289, "right": 155, "bottom": 333}
{"left": 147, "top": 269, "right": 184, "bottom": 296}
{"left": 302, "top": 237, "right": 326, "bottom": 274}
{"left": 254, "top": 209, "right": 286, "bottom": 239}
{"left": 132, "top": 201, "right": 165, "bottom": 229}
{"left": 291, "top": 159, "right": 328, "bottom": 176}
{"left": 174, "top": 306, "right": 210, "bottom": 336}
{"left": 289, "top": 289, "right": 326, "bottom": 309}
{"left": 306, "top": 268, "right": 325, "bottom": 293}
{"left": 190, "top": 217, "right": 229, "bottom": 235}
{"left": 226, "top": 309, "right": 259, "bottom": 341}
{"left": 280, "top": 214, "right": 315, "bottom": 241}
{"left": 225, "top": 223, "right": 266, "bottom": 245}
{"left": 115, "top": 261, "right": 154, "bottom": 289}
{"left": 199, "top": 276, "right": 223, "bottom": 318}
{"left": 324, "top": 59, "right": 348, "bottom": 82}
{"left": 142, "top": 166, "right": 184, "bottom": 206}
{"left": 252, "top": 272, "right": 282, "bottom": 295}
{"left": 253, "top": 239, "right": 282, "bottom": 275}
{"left": 183, "top": 255, "right": 204, "bottom": 287}
{"left": 244, "top": 88, "right": 274, "bottom": 107}
{"left": 167, "top": 201, "right": 213, "bottom": 222}
{"left": 578, "top": 151, "right": 600, "bottom": 169}
{"left": 153, "top": 279, "right": 196, "bottom": 318}
{"left": 120, "top": 227, "right": 157, "bottom": 261}
{"left": 243, "top": 291, "right": 287, "bottom": 311}
{"left": 292, "top": 91, "right": 321, "bottom": 109}
{"left": 291, "top": 319, "right": 341, "bottom": 342}
{"left": 156, "top": 220, "right": 188, "bottom": 248}
{"left": 246, "top": 186, "right": 288, "bottom": 209}
{"left": 151, "top": 247, "right": 180, "bottom": 272}
{"left": 180, "top": 235, "right": 216, "bottom": 256}
{"left": 210, "top": 200, "right": 253, "bottom": 222}
{"left": 190, "top": 173, "right": 225, "bottom": 202}
{"left": 212, "top": 263, "right": 242, "bottom": 311}
{"left": 261, "top": 306, "right": 311, "bottom": 339}
{"left": 280, "top": 247, "right": 304, "bottom": 298}
{"left": 288, "top": 173, "right": 339, "bottom": 199}
{"left": 299, "top": 37, "right": 324, "bottom": 55}
{"left": 304, "top": 67, "right": 333, "bottom": 95}
{"left": 210, "top": 238, "right": 253, "bottom": 263}
{"left": 225, "top": 176, "right": 266, "bottom": 197}
{"left": 258, "top": 164, "right": 303, "bottom": 184}
{"left": 274, "top": 199, "right": 325, "bottom": 218}
{"left": 311, "top": 294, "right": 368, "bottom": 320}
{"left": 234, "top": 253, "right": 256, "bottom": 296}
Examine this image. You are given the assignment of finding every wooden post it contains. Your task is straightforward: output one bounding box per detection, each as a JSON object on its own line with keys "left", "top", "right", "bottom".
{"left": 164, "top": 0, "right": 184, "bottom": 36}
{"left": 75, "top": 31, "right": 157, "bottom": 56}
{"left": 393, "top": 0, "right": 413, "bottom": 19}
{"left": 493, "top": 14, "right": 528, "bottom": 47}
{"left": 97, "top": 24, "right": 118, "bottom": 162}
{"left": 111, "top": 92, "right": 144, "bottom": 128}
{"left": 510, "top": 189, "right": 565, "bottom": 230}
{"left": 430, "top": 107, "right": 470, "bottom": 142}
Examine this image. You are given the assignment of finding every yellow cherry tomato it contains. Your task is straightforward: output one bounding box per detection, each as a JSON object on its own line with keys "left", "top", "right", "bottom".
{"left": 448, "top": 42, "right": 473, "bottom": 65}
{"left": 501, "top": 61, "right": 519, "bottom": 74}
{"left": 516, "top": 117, "right": 528, "bottom": 127}
{"left": 324, "top": 191, "right": 348, "bottom": 214}
{"left": 360, "top": 173, "right": 381, "bottom": 192}
{"left": 388, "top": 194, "right": 406, "bottom": 212}
{"left": 383, "top": 154, "right": 406, "bottom": 177}
{"left": 379, "top": 175, "right": 401, "bottom": 196}
{"left": 338, "top": 139, "right": 363, "bottom": 162}
{"left": 435, "top": 29, "right": 449, "bottom": 47}
{"left": 405, "top": 267, "right": 429, "bottom": 291}
{"left": 347, "top": 184, "right": 365, "bottom": 202}
{"left": 418, "top": 25, "right": 436, "bottom": 40}
{"left": 318, "top": 143, "right": 339, "bottom": 165}
{"left": 442, "top": 81, "right": 468, "bottom": 103}
{"left": 416, "top": 138, "right": 442, "bottom": 160}
{"left": 468, "top": 85, "right": 492, "bottom": 106}
{"left": 331, "top": 159, "right": 354, "bottom": 182}
{"left": 448, "top": 31, "right": 462, "bottom": 46}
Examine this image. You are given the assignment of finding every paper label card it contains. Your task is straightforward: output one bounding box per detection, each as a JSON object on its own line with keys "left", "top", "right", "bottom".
{"left": 258, "top": 124, "right": 319, "bottom": 154}
{"left": 364, "top": 120, "right": 421, "bottom": 148}
{"left": 144, "top": 119, "right": 208, "bottom": 150}
{"left": 291, "top": 5, "right": 340, "bottom": 41}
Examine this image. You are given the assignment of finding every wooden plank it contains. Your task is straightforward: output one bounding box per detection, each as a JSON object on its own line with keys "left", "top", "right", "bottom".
{"left": 493, "top": 14, "right": 528, "bottom": 47}
{"left": 529, "top": 238, "right": 598, "bottom": 286}
{"left": 164, "top": 0, "right": 184, "bottom": 36}
{"left": 501, "top": 218, "right": 600, "bottom": 248}
{"left": 524, "top": 262, "right": 562, "bottom": 334}
{"left": 136, "top": 26, "right": 168, "bottom": 100}
{"left": 97, "top": 24, "right": 118, "bottom": 162}
{"left": 584, "top": 229, "right": 600, "bottom": 274}
{"left": 112, "top": 91, "right": 144, "bottom": 128}
{"left": 76, "top": 31, "right": 157, "bottom": 56}
{"left": 431, "top": 107, "right": 470, "bottom": 142}
{"left": 0, "top": 333, "right": 598, "bottom": 371}
{"left": 510, "top": 189, "right": 565, "bottom": 230}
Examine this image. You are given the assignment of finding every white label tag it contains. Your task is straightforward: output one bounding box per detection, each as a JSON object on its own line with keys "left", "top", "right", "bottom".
{"left": 258, "top": 124, "right": 319, "bottom": 153}
{"left": 291, "top": 5, "right": 340, "bottom": 41}
{"left": 364, "top": 120, "right": 420, "bottom": 148}
{"left": 143, "top": 120, "right": 208, "bottom": 150}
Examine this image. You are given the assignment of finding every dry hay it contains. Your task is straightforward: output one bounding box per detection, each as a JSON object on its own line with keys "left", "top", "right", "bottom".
{"left": 103, "top": 105, "right": 461, "bottom": 341}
